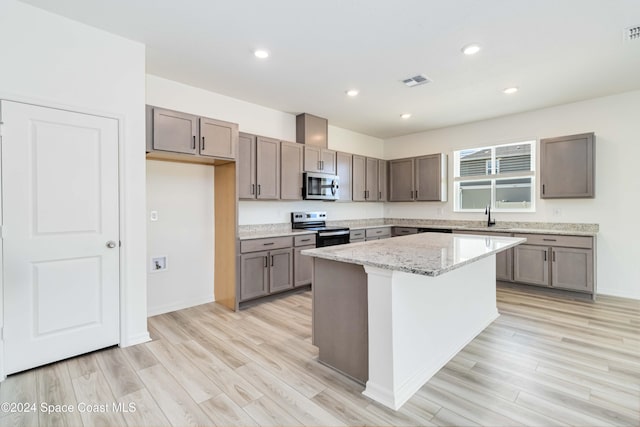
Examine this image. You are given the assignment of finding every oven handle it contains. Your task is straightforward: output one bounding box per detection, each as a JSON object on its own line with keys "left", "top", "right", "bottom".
{"left": 318, "top": 230, "right": 350, "bottom": 237}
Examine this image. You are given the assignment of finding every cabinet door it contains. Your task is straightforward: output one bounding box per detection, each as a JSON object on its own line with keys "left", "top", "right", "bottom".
{"left": 415, "top": 154, "right": 442, "bottom": 201}
{"left": 199, "top": 117, "right": 237, "bottom": 159}
{"left": 336, "top": 152, "right": 352, "bottom": 201}
{"left": 365, "top": 157, "right": 379, "bottom": 202}
{"left": 303, "top": 146, "right": 322, "bottom": 172}
{"left": 294, "top": 245, "right": 314, "bottom": 287}
{"left": 541, "top": 133, "right": 594, "bottom": 199}
{"left": 269, "top": 248, "right": 293, "bottom": 293}
{"left": 256, "top": 136, "right": 280, "bottom": 199}
{"left": 280, "top": 142, "right": 303, "bottom": 200}
{"left": 551, "top": 247, "right": 593, "bottom": 292}
{"left": 321, "top": 149, "right": 337, "bottom": 174}
{"left": 238, "top": 133, "right": 256, "bottom": 199}
{"left": 152, "top": 108, "right": 197, "bottom": 154}
{"left": 352, "top": 155, "right": 367, "bottom": 201}
{"left": 389, "top": 158, "right": 415, "bottom": 201}
{"left": 378, "top": 160, "right": 388, "bottom": 201}
{"left": 240, "top": 251, "right": 269, "bottom": 301}
{"left": 514, "top": 245, "right": 549, "bottom": 286}
{"left": 496, "top": 248, "right": 513, "bottom": 282}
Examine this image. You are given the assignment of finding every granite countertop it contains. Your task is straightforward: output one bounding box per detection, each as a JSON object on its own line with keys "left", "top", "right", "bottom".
{"left": 238, "top": 219, "right": 598, "bottom": 240}
{"left": 301, "top": 233, "right": 526, "bottom": 277}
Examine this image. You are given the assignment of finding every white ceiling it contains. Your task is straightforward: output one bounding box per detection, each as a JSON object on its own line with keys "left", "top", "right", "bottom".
{"left": 20, "top": 0, "right": 640, "bottom": 138}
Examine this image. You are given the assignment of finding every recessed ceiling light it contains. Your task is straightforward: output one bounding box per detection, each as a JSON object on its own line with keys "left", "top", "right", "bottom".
{"left": 346, "top": 89, "right": 359, "bottom": 97}
{"left": 400, "top": 113, "right": 412, "bottom": 119}
{"left": 461, "top": 44, "right": 481, "bottom": 55}
{"left": 503, "top": 87, "right": 519, "bottom": 94}
{"left": 254, "top": 49, "right": 269, "bottom": 59}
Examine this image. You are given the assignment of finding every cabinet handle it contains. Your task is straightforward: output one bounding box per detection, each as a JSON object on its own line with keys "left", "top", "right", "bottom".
{"left": 251, "top": 184, "right": 256, "bottom": 195}
{"left": 262, "top": 242, "right": 274, "bottom": 246}
{"left": 271, "top": 255, "right": 274, "bottom": 267}
{"left": 544, "top": 251, "right": 547, "bottom": 262}
{"left": 318, "top": 161, "right": 321, "bottom": 170}
{"left": 321, "top": 160, "right": 324, "bottom": 170}
{"left": 543, "top": 238, "right": 557, "bottom": 242}
{"left": 263, "top": 256, "right": 268, "bottom": 268}
{"left": 257, "top": 184, "right": 261, "bottom": 195}
{"left": 379, "top": 191, "right": 381, "bottom": 200}
{"left": 301, "top": 238, "right": 311, "bottom": 242}
{"left": 542, "top": 184, "right": 545, "bottom": 195}
{"left": 415, "top": 190, "right": 418, "bottom": 199}
{"left": 552, "top": 250, "right": 556, "bottom": 262}
{"left": 192, "top": 135, "right": 196, "bottom": 150}
{"left": 201, "top": 136, "right": 205, "bottom": 150}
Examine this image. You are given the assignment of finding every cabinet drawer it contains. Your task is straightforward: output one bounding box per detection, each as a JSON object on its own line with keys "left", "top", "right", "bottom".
{"left": 241, "top": 236, "right": 293, "bottom": 253}
{"left": 294, "top": 234, "right": 316, "bottom": 247}
{"left": 393, "top": 227, "right": 418, "bottom": 236}
{"left": 366, "top": 227, "right": 391, "bottom": 238}
{"left": 514, "top": 233, "right": 592, "bottom": 249}
{"left": 350, "top": 229, "right": 365, "bottom": 240}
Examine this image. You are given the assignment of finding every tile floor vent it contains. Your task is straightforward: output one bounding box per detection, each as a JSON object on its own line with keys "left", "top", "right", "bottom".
{"left": 402, "top": 74, "right": 431, "bottom": 87}
{"left": 624, "top": 26, "right": 640, "bottom": 42}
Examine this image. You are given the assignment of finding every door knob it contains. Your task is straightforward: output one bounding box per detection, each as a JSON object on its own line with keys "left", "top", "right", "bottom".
{"left": 106, "top": 241, "right": 117, "bottom": 249}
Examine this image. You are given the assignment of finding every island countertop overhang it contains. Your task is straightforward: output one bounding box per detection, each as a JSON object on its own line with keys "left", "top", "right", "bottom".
{"left": 301, "top": 233, "right": 526, "bottom": 277}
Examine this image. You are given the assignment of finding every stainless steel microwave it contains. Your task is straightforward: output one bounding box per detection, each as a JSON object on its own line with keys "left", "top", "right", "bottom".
{"left": 303, "top": 172, "right": 340, "bottom": 200}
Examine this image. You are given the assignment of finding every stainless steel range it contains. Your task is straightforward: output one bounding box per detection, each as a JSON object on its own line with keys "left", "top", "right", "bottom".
{"left": 291, "top": 211, "right": 350, "bottom": 247}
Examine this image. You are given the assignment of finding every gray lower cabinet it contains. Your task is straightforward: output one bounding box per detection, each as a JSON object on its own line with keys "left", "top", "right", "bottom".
{"left": 350, "top": 229, "right": 365, "bottom": 243}
{"left": 336, "top": 152, "right": 353, "bottom": 201}
{"left": 239, "top": 236, "right": 294, "bottom": 302}
{"left": 280, "top": 141, "right": 303, "bottom": 200}
{"left": 365, "top": 227, "right": 391, "bottom": 240}
{"left": 146, "top": 106, "right": 238, "bottom": 160}
{"left": 294, "top": 245, "right": 314, "bottom": 287}
{"left": 392, "top": 227, "right": 418, "bottom": 237}
{"left": 514, "top": 245, "right": 549, "bottom": 286}
{"left": 541, "top": 132, "right": 594, "bottom": 199}
{"left": 513, "top": 233, "right": 594, "bottom": 294}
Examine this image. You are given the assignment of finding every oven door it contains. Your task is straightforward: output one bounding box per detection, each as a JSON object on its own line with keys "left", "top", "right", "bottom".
{"left": 316, "top": 230, "right": 350, "bottom": 247}
{"left": 303, "top": 172, "right": 340, "bottom": 200}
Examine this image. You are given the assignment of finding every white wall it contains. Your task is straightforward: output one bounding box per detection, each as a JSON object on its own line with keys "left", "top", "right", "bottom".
{"left": 384, "top": 90, "right": 640, "bottom": 299}
{"left": 0, "top": 0, "right": 148, "bottom": 353}
{"left": 329, "top": 126, "right": 384, "bottom": 158}
{"left": 146, "top": 161, "right": 214, "bottom": 315}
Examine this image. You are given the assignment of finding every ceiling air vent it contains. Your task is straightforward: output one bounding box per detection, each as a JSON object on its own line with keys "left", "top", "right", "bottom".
{"left": 624, "top": 26, "right": 640, "bottom": 42}
{"left": 402, "top": 74, "right": 431, "bottom": 87}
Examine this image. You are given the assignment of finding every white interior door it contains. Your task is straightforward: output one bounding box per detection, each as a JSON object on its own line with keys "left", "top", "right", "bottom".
{"left": 1, "top": 101, "right": 120, "bottom": 375}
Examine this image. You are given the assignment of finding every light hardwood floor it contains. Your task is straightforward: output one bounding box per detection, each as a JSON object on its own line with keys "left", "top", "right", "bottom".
{"left": 1, "top": 286, "right": 638, "bottom": 427}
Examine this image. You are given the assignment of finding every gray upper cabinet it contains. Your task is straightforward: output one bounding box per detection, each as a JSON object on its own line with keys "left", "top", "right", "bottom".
{"left": 336, "top": 152, "right": 353, "bottom": 201}
{"left": 238, "top": 133, "right": 257, "bottom": 199}
{"left": 149, "top": 107, "right": 198, "bottom": 155}
{"left": 304, "top": 146, "right": 336, "bottom": 174}
{"left": 389, "top": 158, "right": 415, "bottom": 201}
{"left": 389, "top": 154, "right": 447, "bottom": 202}
{"left": 378, "top": 160, "right": 388, "bottom": 202}
{"left": 199, "top": 117, "right": 237, "bottom": 159}
{"left": 146, "top": 106, "right": 238, "bottom": 161}
{"left": 239, "top": 133, "right": 280, "bottom": 200}
{"left": 296, "top": 113, "right": 328, "bottom": 148}
{"left": 352, "top": 155, "right": 366, "bottom": 201}
{"left": 280, "top": 141, "right": 303, "bottom": 200}
{"left": 353, "top": 155, "right": 384, "bottom": 202}
{"left": 256, "top": 136, "right": 280, "bottom": 199}
{"left": 415, "top": 154, "right": 445, "bottom": 201}
{"left": 540, "top": 132, "right": 595, "bottom": 199}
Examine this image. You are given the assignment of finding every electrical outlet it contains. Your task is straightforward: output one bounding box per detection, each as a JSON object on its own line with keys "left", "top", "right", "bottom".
{"left": 553, "top": 208, "right": 562, "bottom": 216}
{"left": 150, "top": 210, "right": 158, "bottom": 221}
{"left": 150, "top": 256, "right": 168, "bottom": 272}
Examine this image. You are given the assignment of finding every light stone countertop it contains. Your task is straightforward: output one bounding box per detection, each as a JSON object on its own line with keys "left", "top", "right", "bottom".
{"left": 301, "top": 233, "right": 526, "bottom": 277}
{"left": 237, "top": 229, "right": 316, "bottom": 240}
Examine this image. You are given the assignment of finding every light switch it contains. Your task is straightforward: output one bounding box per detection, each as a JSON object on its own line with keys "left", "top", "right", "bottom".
{"left": 150, "top": 210, "right": 158, "bottom": 221}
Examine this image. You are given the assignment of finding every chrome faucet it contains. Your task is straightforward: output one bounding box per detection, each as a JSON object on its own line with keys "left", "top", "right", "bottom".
{"left": 485, "top": 204, "right": 496, "bottom": 227}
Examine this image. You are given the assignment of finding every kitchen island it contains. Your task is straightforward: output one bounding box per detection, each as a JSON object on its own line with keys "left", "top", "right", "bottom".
{"left": 302, "top": 232, "right": 525, "bottom": 410}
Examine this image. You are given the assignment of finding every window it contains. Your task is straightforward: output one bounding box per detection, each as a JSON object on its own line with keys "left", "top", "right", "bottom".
{"left": 454, "top": 141, "right": 535, "bottom": 212}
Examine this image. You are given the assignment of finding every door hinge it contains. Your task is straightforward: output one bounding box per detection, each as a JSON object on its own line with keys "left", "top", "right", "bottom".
{"left": 0, "top": 327, "right": 3, "bottom": 340}
{"left": 0, "top": 225, "right": 4, "bottom": 240}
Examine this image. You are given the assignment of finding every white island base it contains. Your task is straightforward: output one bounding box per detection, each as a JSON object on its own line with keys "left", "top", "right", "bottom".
{"left": 362, "top": 255, "right": 498, "bottom": 410}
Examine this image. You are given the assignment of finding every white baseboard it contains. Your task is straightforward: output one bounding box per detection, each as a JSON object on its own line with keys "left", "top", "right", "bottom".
{"left": 147, "top": 295, "right": 215, "bottom": 317}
